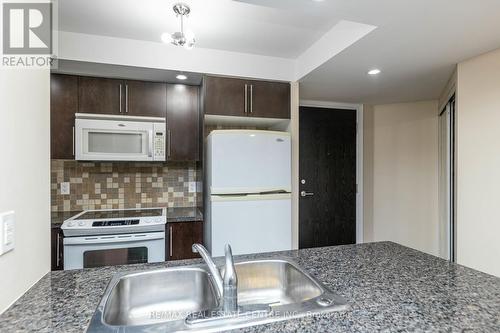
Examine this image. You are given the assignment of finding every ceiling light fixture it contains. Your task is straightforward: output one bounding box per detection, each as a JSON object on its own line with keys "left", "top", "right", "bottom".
{"left": 368, "top": 69, "right": 381, "bottom": 75}
{"left": 176, "top": 74, "right": 187, "bottom": 80}
{"left": 162, "top": 3, "right": 195, "bottom": 50}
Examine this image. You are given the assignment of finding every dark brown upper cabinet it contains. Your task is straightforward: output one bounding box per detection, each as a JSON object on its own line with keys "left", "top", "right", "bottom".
{"left": 125, "top": 80, "right": 167, "bottom": 118}
{"left": 51, "top": 74, "right": 78, "bottom": 159}
{"left": 78, "top": 76, "right": 123, "bottom": 115}
{"left": 248, "top": 80, "right": 290, "bottom": 119}
{"left": 203, "top": 75, "right": 290, "bottom": 119}
{"left": 78, "top": 77, "right": 167, "bottom": 118}
{"left": 166, "top": 84, "right": 200, "bottom": 161}
{"left": 203, "top": 76, "right": 247, "bottom": 117}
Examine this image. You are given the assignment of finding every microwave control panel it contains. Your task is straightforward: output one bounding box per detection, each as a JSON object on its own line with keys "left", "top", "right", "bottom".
{"left": 154, "top": 132, "right": 166, "bottom": 160}
{"left": 153, "top": 122, "right": 166, "bottom": 161}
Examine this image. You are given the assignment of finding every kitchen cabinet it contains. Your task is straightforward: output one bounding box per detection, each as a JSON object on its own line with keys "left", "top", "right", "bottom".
{"left": 51, "top": 74, "right": 78, "bottom": 159}
{"left": 203, "top": 75, "right": 290, "bottom": 119}
{"left": 203, "top": 76, "right": 247, "bottom": 117}
{"left": 51, "top": 227, "right": 64, "bottom": 271}
{"left": 78, "top": 76, "right": 124, "bottom": 115}
{"left": 167, "top": 221, "right": 203, "bottom": 260}
{"left": 248, "top": 80, "right": 290, "bottom": 119}
{"left": 125, "top": 80, "right": 167, "bottom": 117}
{"left": 167, "top": 84, "right": 200, "bottom": 161}
{"left": 51, "top": 74, "right": 200, "bottom": 161}
{"left": 79, "top": 77, "right": 167, "bottom": 117}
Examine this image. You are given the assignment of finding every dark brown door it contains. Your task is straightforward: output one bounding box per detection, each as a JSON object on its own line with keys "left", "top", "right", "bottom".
{"left": 167, "top": 84, "right": 200, "bottom": 161}
{"left": 299, "top": 107, "right": 357, "bottom": 249}
{"left": 168, "top": 222, "right": 203, "bottom": 260}
{"left": 51, "top": 74, "right": 78, "bottom": 159}
{"left": 203, "top": 76, "right": 247, "bottom": 117}
{"left": 78, "top": 76, "right": 124, "bottom": 115}
{"left": 249, "top": 81, "right": 290, "bottom": 119}
{"left": 51, "top": 227, "right": 64, "bottom": 271}
{"left": 126, "top": 80, "right": 167, "bottom": 117}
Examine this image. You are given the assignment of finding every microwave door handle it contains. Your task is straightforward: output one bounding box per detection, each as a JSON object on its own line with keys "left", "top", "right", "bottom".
{"left": 149, "top": 130, "right": 153, "bottom": 159}
{"left": 119, "top": 84, "right": 123, "bottom": 113}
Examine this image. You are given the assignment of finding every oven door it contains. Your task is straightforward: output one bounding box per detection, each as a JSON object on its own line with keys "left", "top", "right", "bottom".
{"left": 75, "top": 116, "right": 158, "bottom": 161}
{"left": 63, "top": 232, "right": 165, "bottom": 270}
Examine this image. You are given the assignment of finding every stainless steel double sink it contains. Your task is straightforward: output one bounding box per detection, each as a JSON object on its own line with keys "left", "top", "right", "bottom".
{"left": 87, "top": 259, "right": 348, "bottom": 332}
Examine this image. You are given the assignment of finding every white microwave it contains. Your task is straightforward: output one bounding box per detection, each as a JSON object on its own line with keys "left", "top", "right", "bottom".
{"left": 75, "top": 113, "right": 166, "bottom": 161}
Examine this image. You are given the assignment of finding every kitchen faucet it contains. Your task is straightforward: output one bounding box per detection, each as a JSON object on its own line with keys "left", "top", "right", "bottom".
{"left": 192, "top": 243, "right": 238, "bottom": 313}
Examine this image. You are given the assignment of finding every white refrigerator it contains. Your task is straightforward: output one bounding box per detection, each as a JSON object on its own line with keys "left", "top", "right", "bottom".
{"left": 205, "top": 130, "right": 292, "bottom": 257}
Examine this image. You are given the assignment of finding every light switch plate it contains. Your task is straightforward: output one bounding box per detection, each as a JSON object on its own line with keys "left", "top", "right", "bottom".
{"left": 0, "top": 211, "right": 15, "bottom": 256}
{"left": 61, "top": 182, "right": 70, "bottom": 195}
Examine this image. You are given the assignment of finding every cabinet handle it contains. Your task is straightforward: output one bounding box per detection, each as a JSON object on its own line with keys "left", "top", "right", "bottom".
{"left": 250, "top": 84, "right": 253, "bottom": 114}
{"left": 119, "top": 84, "right": 122, "bottom": 113}
{"left": 167, "top": 130, "right": 172, "bottom": 158}
{"left": 244, "top": 84, "right": 248, "bottom": 114}
{"left": 72, "top": 126, "right": 75, "bottom": 156}
{"left": 125, "top": 84, "right": 129, "bottom": 113}
{"left": 56, "top": 232, "right": 60, "bottom": 267}
{"left": 169, "top": 226, "right": 173, "bottom": 257}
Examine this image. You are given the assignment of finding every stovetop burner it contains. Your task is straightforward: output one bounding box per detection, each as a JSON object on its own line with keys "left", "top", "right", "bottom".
{"left": 62, "top": 208, "right": 167, "bottom": 237}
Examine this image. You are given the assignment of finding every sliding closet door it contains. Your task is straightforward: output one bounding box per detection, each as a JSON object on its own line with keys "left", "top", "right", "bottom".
{"left": 438, "top": 96, "right": 456, "bottom": 261}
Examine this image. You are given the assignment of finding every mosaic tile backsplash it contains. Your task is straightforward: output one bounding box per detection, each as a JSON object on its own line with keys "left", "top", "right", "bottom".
{"left": 51, "top": 160, "right": 202, "bottom": 212}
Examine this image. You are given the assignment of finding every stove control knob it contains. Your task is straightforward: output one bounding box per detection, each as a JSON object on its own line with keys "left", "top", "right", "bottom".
{"left": 78, "top": 221, "right": 85, "bottom": 227}
{"left": 67, "top": 221, "right": 75, "bottom": 227}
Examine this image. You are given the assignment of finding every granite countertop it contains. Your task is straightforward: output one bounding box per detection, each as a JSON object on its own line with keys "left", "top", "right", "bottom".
{"left": 1, "top": 242, "right": 499, "bottom": 332}
{"left": 51, "top": 207, "right": 203, "bottom": 228}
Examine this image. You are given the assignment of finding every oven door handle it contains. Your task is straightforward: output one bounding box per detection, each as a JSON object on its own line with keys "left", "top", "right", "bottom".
{"left": 64, "top": 232, "right": 165, "bottom": 245}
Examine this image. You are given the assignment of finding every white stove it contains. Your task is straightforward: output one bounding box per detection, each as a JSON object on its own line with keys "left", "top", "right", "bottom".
{"left": 62, "top": 208, "right": 166, "bottom": 270}
{"left": 61, "top": 208, "right": 166, "bottom": 237}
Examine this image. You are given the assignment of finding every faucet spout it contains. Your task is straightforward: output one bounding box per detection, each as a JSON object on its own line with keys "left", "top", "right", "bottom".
{"left": 223, "top": 244, "right": 238, "bottom": 313}
{"left": 192, "top": 243, "right": 239, "bottom": 314}
{"left": 192, "top": 244, "right": 223, "bottom": 298}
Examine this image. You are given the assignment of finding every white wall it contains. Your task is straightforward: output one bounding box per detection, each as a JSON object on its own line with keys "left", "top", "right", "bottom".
{"left": 364, "top": 101, "right": 440, "bottom": 256}
{"left": 0, "top": 68, "right": 50, "bottom": 313}
{"left": 58, "top": 31, "right": 295, "bottom": 81}
{"left": 456, "top": 48, "right": 500, "bottom": 277}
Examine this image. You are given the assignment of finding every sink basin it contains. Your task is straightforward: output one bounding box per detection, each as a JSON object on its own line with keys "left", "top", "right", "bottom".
{"left": 221, "top": 260, "right": 323, "bottom": 306}
{"left": 103, "top": 267, "right": 219, "bottom": 326}
{"left": 88, "top": 258, "right": 347, "bottom": 332}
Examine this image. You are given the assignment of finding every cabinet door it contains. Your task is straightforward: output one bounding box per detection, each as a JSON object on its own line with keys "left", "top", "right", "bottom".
{"left": 203, "top": 76, "right": 248, "bottom": 117}
{"left": 167, "top": 84, "right": 200, "bottom": 161}
{"left": 168, "top": 222, "right": 203, "bottom": 260}
{"left": 249, "top": 81, "right": 290, "bottom": 119}
{"left": 125, "top": 80, "right": 167, "bottom": 118}
{"left": 78, "top": 76, "right": 124, "bottom": 115}
{"left": 51, "top": 228, "right": 64, "bottom": 271}
{"left": 51, "top": 74, "right": 78, "bottom": 159}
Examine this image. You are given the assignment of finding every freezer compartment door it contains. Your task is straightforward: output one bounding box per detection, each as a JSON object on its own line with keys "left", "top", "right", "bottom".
{"left": 207, "top": 130, "right": 291, "bottom": 194}
{"left": 207, "top": 194, "right": 292, "bottom": 257}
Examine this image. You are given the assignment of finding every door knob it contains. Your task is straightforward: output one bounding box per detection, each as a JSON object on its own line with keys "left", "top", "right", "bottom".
{"left": 301, "top": 190, "right": 314, "bottom": 197}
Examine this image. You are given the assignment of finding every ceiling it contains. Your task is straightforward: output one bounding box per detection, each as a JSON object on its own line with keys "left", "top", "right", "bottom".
{"left": 296, "top": 0, "right": 500, "bottom": 103}
{"left": 58, "top": 0, "right": 500, "bottom": 104}
{"left": 58, "top": 0, "right": 338, "bottom": 58}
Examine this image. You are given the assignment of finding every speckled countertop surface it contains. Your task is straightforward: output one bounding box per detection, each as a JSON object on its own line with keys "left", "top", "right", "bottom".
{"left": 50, "top": 207, "right": 203, "bottom": 228}
{"left": 1, "top": 242, "right": 499, "bottom": 332}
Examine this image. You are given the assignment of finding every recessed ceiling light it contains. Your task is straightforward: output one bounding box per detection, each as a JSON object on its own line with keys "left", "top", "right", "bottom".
{"left": 368, "top": 69, "right": 381, "bottom": 75}
{"left": 176, "top": 74, "right": 187, "bottom": 80}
